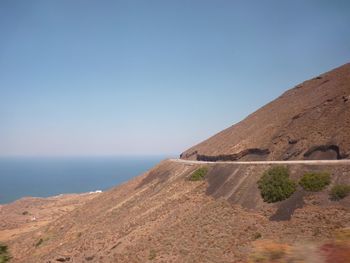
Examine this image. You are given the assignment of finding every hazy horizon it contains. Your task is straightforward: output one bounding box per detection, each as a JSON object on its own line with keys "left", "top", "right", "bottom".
{"left": 0, "top": 153, "right": 175, "bottom": 158}
{"left": 1, "top": 0, "right": 350, "bottom": 156}
{"left": 0, "top": 155, "right": 165, "bottom": 203}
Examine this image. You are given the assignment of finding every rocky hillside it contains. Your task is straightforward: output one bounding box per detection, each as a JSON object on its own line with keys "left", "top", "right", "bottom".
{"left": 1, "top": 63, "right": 350, "bottom": 263}
{"left": 181, "top": 63, "right": 350, "bottom": 161}
{"left": 2, "top": 160, "right": 350, "bottom": 262}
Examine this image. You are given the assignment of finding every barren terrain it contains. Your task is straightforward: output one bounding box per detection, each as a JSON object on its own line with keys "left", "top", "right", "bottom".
{"left": 0, "top": 193, "right": 99, "bottom": 242}
{"left": 1, "top": 160, "right": 350, "bottom": 262}
{"left": 1, "top": 63, "right": 350, "bottom": 262}
{"left": 181, "top": 63, "right": 350, "bottom": 162}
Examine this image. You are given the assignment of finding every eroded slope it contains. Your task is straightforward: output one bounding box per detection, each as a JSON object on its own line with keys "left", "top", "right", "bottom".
{"left": 4, "top": 160, "right": 350, "bottom": 262}
{"left": 181, "top": 63, "right": 350, "bottom": 161}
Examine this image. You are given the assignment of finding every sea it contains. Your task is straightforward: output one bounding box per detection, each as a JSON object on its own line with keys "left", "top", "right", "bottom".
{"left": 0, "top": 156, "right": 168, "bottom": 204}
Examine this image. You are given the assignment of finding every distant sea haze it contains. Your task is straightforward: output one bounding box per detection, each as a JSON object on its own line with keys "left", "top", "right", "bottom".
{"left": 0, "top": 156, "right": 167, "bottom": 204}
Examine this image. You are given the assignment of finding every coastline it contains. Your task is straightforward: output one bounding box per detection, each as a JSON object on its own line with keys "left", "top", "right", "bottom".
{"left": 0, "top": 191, "right": 102, "bottom": 242}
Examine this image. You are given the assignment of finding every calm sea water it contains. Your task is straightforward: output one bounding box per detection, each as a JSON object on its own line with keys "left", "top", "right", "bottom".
{"left": 0, "top": 156, "right": 167, "bottom": 204}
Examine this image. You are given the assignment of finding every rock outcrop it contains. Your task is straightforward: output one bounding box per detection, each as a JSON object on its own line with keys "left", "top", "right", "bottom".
{"left": 181, "top": 63, "right": 350, "bottom": 161}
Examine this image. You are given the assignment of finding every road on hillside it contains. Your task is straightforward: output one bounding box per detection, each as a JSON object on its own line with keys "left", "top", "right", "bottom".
{"left": 171, "top": 158, "right": 350, "bottom": 165}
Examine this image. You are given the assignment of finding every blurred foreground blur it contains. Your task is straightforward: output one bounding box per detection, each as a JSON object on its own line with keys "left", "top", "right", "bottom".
{"left": 249, "top": 228, "right": 350, "bottom": 263}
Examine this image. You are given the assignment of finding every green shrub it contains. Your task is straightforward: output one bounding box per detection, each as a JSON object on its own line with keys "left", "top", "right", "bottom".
{"left": 0, "top": 244, "right": 11, "bottom": 263}
{"left": 189, "top": 167, "right": 208, "bottom": 181}
{"left": 299, "top": 172, "right": 331, "bottom": 191}
{"left": 258, "top": 166, "right": 296, "bottom": 203}
{"left": 330, "top": 185, "right": 350, "bottom": 201}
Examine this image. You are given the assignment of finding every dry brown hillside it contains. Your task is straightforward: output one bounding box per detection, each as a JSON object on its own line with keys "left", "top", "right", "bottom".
{"left": 1, "top": 64, "right": 350, "bottom": 263}
{"left": 181, "top": 63, "right": 350, "bottom": 162}
{"left": 2, "top": 160, "right": 350, "bottom": 262}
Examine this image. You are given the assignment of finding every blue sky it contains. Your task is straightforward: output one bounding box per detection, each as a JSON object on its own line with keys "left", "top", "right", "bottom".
{"left": 1, "top": 0, "right": 350, "bottom": 156}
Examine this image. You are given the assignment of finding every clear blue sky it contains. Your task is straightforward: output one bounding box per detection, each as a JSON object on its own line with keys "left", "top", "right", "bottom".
{"left": 1, "top": 0, "right": 349, "bottom": 156}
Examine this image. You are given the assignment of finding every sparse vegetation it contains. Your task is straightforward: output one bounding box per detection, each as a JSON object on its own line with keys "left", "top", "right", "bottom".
{"left": 253, "top": 232, "right": 262, "bottom": 240}
{"left": 0, "top": 244, "right": 11, "bottom": 263}
{"left": 22, "top": 211, "right": 29, "bottom": 215}
{"left": 299, "top": 172, "right": 331, "bottom": 191}
{"left": 313, "top": 227, "right": 321, "bottom": 236}
{"left": 330, "top": 185, "right": 350, "bottom": 201}
{"left": 35, "top": 238, "right": 44, "bottom": 248}
{"left": 258, "top": 166, "right": 296, "bottom": 203}
{"left": 148, "top": 249, "right": 156, "bottom": 260}
{"left": 249, "top": 228, "right": 350, "bottom": 263}
{"left": 249, "top": 240, "right": 290, "bottom": 262}
{"left": 189, "top": 167, "right": 208, "bottom": 181}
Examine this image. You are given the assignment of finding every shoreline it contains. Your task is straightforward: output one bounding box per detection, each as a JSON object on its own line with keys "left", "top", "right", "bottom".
{"left": 0, "top": 190, "right": 103, "bottom": 207}
{"left": 0, "top": 190, "right": 102, "bottom": 242}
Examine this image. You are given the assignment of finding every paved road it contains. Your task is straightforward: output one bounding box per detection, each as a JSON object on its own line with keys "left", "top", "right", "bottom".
{"left": 170, "top": 158, "right": 350, "bottom": 165}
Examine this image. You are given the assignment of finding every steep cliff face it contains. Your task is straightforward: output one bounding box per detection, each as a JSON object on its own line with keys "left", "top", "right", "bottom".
{"left": 181, "top": 63, "right": 350, "bottom": 161}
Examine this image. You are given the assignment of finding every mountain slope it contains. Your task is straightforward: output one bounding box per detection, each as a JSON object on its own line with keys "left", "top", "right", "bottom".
{"left": 4, "top": 160, "right": 350, "bottom": 262}
{"left": 2, "top": 63, "right": 350, "bottom": 263}
{"left": 181, "top": 63, "right": 350, "bottom": 161}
